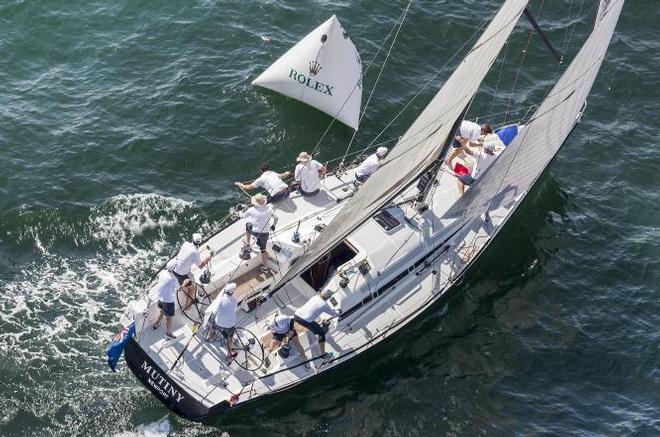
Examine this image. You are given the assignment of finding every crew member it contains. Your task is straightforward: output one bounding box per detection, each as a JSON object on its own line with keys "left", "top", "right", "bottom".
{"left": 153, "top": 259, "right": 179, "bottom": 338}
{"left": 267, "top": 314, "right": 309, "bottom": 367}
{"left": 172, "top": 233, "right": 212, "bottom": 310}
{"left": 293, "top": 151, "right": 326, "bottom": 196}
{"left": 241, "top": 193, "right": 278, "bottom": 273}
{"left": 354, "top": 147, "right": 388, "bottom": 184}
{"left": 445, "top": 120, "right": 493, "bottom": 167}
{"left": 205, "top": 283, "right": 239, "bottom": 363}
{"left": 293, "top": 290, "right": 340, "bottom": 362}
{"left": 235, "top": 162, "right": 291, "bottom": 203}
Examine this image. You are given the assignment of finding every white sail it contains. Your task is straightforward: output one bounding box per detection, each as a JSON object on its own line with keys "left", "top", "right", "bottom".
{"left": 443, "top": 0, "right": 624, "bottom": 221}
{"left": 252, "top": 15, "right": 362, "bottom": 130}
{"left": 274, "top": 0, "right": 529, "bottom": 290}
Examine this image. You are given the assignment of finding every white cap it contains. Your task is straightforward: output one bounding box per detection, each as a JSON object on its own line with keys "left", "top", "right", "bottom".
{"left": 192, "top": 233, "right": 203, "bottom": 244}
{"left": 376, "top": 147, "right": 388, "bottom": 157}
{"left": 223, "top": 282, "right": 237, "bottom": 295}
{"left": 459, "top": 120, "right": 481, "bottom": 142}
{"left": 166, "top": 259, "right": 177, "bottom": 272}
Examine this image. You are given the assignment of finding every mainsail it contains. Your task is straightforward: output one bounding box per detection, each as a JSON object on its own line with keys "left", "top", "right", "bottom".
{"left": 275, "top": 0, "right": 529, "bottom": 289}
{"left": 443, "top": 0, "right": 624, "bottom": 220}
{"left": 252, "top": 15, "right": 362, "bottom": 130}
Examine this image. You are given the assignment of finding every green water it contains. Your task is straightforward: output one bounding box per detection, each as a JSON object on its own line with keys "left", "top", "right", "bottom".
{"left": 1, "top": 0, "right": 658, "bottom": 435}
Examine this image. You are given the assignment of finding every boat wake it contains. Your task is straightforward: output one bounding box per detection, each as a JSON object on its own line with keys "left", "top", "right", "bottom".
{"left": 0, "top": 193, "right": 216, "bottom": 434}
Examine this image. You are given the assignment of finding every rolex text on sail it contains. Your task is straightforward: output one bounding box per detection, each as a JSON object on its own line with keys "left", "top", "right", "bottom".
{"left": 289, "top": 68, "right": 334, "bottom": 96}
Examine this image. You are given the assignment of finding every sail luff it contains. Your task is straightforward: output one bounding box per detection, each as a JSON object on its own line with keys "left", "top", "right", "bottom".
{"left": 442, "top": 0, "right": 625, "bottom": 220}
{"left": 273, "top": 0, "right": 529, "bottom": 290}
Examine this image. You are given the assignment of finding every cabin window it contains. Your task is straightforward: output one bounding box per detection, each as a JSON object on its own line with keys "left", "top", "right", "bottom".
{"left": 301, "top": 241, "right": 358, "bottom": 291}
{"left": 373, "top": 209, "right": 401, "bottom": 231}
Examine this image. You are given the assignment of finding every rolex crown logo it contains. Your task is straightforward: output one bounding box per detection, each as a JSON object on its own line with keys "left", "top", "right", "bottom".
{"left": 308, "top": 60, "right": 322, "bottom": 76}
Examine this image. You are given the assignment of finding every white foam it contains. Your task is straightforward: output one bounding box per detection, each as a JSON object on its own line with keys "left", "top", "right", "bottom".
{"left": 113, "top": 415, "right": 171, "bottom": 437}
{"left": 90, "top": 193, "right": 194, "bottom": 250}
{"left": 0, "top": 193, "right": 212, "bottom": 365}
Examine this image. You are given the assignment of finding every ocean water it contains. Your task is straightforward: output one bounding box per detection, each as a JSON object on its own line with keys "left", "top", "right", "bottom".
{"left": 1, "top": 0, "right": 658, "bottom": 435}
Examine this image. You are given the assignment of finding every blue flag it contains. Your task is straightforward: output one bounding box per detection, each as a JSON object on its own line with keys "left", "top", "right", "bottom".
{"left": 106, "top": 322, "right": 135, "bottom": 372}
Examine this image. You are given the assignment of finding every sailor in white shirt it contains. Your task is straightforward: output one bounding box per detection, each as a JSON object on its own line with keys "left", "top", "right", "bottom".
{"left": 235, "top": 162, "right": 291, "bottom": 203}
{"left": 240, "top": 193, "right": 278, "bottom": 273}
{"left": 445, "top": 121, "right": 494, "bottom": 171}
{"left": 293, "top": 151, "right": 326, "bottom": 196}
{"left": 172, "top": 233, "right": 212, "bottom": 310}
{"left": 459, "top": 120, "right": 483, "bottom": 146}
{"left": 153, "top": 259, "right": 179, "bottom": 338}
{"left": 355, "top": 146, "right": 388, "bottom": 184}
{"left": 465, "top": 140, "right": 498, "bottom": 179}
{"left": 266, "top": 314, "right": 309, "bottom": 366}
{"left": 204, "top": 283, "right": 239, "bottom": 363}
{"left": 293, "top": 290, "right": 340, "bottom": 361}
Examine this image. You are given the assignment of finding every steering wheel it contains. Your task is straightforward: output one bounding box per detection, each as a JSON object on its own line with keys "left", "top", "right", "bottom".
{"left": 177, "top": 282, "right": 212, "bottom": 324}
{"left": 232, "top": 327, "right": 265, "bottom": 372}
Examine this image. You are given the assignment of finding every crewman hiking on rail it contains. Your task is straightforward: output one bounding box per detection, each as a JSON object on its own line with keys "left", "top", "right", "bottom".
{"left": 235, "top": 162, "right": 291, "bottom": 203}
{"left": 204, "top": 282, "right": 239, "bottom": 363}
{"left": 172, "top": 233, "right": 212, "bottom": 310}
{"left": 292, "top": 151, "right": 326, "bottom": 197}
{"left": 241, "top": 193, "right": 278, "bottom": 273}
{"left": 294, "top": 289, "right": 340, "bottom": 363}
{"left": 153, "top": 259, "right": 179, "bottom": 338}
{"left": 354, "top": 146, "right": 388, "bottom": 185}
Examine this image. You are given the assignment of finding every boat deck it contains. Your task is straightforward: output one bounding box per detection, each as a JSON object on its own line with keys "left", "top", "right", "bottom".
{"left": 127, "top": 147, "right": 524, "bottom": 411}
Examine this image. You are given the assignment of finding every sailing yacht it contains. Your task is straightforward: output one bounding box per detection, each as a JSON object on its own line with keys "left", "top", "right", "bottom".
{"left": 113, "top": 0, "right": 624, "bottom": 421}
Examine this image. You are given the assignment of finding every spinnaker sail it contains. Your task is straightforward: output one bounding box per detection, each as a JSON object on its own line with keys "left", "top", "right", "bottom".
{"left": 274, "top": 0, "right": 529, "bottom": 289}
{"left": 252, "top": 15, "right": 363, "bottom": 130}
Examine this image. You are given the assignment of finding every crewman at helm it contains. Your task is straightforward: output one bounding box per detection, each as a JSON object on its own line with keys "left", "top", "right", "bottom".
{"left": 204, "top": 283, "right": 239, "bottom": 363}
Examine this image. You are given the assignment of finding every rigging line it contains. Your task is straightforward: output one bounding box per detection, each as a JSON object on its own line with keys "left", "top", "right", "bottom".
{"left": 489, "top": 38, "right": 509, "bottom": 116}
{"left": 524, "top": 53, "right": 607, "bottom": 125}
{"left": 363, "top": 6, "right": 496, "bottom": 151}
{"left": 340, "top": 0, "right": 414, "bottom": 165}
{"left": 560, "top": 0, "right": 576, "bottom": 56}
{"left": 504, "top": 0, "right": 545, "bottom": 124}
{"left": 564, "top": 0, "right": 587, "bottom": 57}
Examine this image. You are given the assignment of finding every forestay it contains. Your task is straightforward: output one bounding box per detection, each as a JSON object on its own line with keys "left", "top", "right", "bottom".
{"left": 443, "top": 0, "right": 624, "bottom": 220}
{"left": 275, "top": 0, "right": 529, "bottom": 289}
{"left": 252, "top": 15, "right": 362, "bottom": 130}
